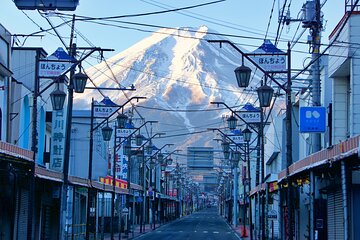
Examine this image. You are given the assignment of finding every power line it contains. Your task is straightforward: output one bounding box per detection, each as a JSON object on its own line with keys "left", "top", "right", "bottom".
{"left": 265, "top": 0, "right": 277, "bottom": 40}
{"left": 57, "top": 0, "right": 226, "bottom": 20}
{"left": 139, "top": 0, "right": 281, "bottom": 39}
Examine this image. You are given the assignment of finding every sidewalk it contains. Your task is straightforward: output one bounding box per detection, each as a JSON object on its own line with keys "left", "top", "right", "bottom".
{"left": 232, "top": 225, "right": 250, "bottom": 240}
{"left": 103, "top": 222, "right": 163, "bottom": 239}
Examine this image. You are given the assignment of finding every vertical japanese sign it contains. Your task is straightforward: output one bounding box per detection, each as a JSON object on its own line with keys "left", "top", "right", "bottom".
{"left": 50, "top": 109, "right": 66, "bottom": 171}
{"left": 116, "top": 146, "right": 128, "bottom": 181}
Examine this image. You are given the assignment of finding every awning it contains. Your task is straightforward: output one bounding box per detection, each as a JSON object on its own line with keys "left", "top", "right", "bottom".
{"left": 278, "top": 135, "right": 360, "bottom": 182}
{"left": 35, "top": 166, "right": 63, "bottom": 182}
{"left": 0, "top": 141, "right": 33, "bottom": 163}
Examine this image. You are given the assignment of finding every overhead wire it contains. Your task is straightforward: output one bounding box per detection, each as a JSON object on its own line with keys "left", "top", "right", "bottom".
{"left": 58, "top": 0, "right": 226, "bottom": 20}
{"left": 139, "top": 0, "right": 280, "bottom": 40}
{"left": 265, "top": 0, "right": 277, "bottom": 40}
{"left": 292, "top": 0, "right": 360, "bottom": 79}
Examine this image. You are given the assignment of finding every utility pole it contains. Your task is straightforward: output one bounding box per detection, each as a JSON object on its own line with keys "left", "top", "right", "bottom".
{"left": 27, "top": 49, "right": 41, "bottom": 240}
{"left": 310, "top": 2, "right": 322, "bottom": 240}
{"left": 311, "top": 0, "right": 322, "bottom": 152}
{"left": 59, "top": 15, "right": 76, "bottom": 239}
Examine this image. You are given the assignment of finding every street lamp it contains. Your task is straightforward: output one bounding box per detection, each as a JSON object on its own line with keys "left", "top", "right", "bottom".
{"left": 123, "top": 140, "right": 132, "bottom": 155}
{"left": 227, "top": 115, "right": 238, "bottom": 131}
{"left": 234, "top": 62, "right": 252, "bottom": 88}
{"left": 243, "top": 127, "right": 252, "bottom": 143}
{"left": 72, "top": 71, "right": 88, "bottom": 93}
{"left": 50, "top": 88, "right": 67, "bottom": 111}
{"left": 146, "top": 141, "right": 153, "bottom": 155}
{"left": 222, "top": 140, "right": 230, "bottom": 160}
{"left": 243, "top": 126, "right": 252, "bottom": 239}
{"left": 135, "top": 134, "right": 144, "bottom": 146}
{"left": 101, "top": 123, "right": 113, "bottom": 142}
{"left": 158, "top": 153, "right": 164, "bottom": 164}
{"left": 256, "top": 82, "right": 274, "bottom": 108}
{"left": 232, "top": 151, "right": 241, "bottom": 164}
{"left": 149, "top": 158, "right": 156, "bottom": 169}
{"left": 136, "top": 150, "right": 144, "bottom": 163}
{"left": 86, "top": 97, "right": 144, "bottom": 240}
{"left": 166, "top": 157, "right": 173, "bottom": 166}
{"left": 209, "top": 39, "right": 292, "bottom": 240}
{"left": 117, "top": 113, "right": 128, "bottom": 128}
{"left": 161, "top": 164, "right": 166, "bottom": 171}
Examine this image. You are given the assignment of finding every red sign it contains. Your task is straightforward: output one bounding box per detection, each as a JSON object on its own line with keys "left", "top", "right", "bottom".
{"left": 100, "top": 175, "right": 128, "bottom": 189}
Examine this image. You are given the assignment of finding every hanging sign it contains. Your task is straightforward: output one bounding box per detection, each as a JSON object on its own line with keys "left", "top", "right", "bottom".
{"left": 38, "top": 47, "right": 74, "bottom": 78}
{"left": 238, "top": 103, "right": 261, "bottom": 123}
{"left": 116, "top": 128, "right": 136, "bottom": 138}
{"left": 250, "top": 40, "right": 287, "bottom": 72}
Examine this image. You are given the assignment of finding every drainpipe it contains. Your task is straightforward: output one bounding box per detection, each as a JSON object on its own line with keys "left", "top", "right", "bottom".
{"left": 310, "top": 171, "right": 315, "bottom": 240}
{"left": 341, "top": 161, "right": 349, "bottom": 240}
{"left": 233, "top": 165, "right": 238, "bottom": 227}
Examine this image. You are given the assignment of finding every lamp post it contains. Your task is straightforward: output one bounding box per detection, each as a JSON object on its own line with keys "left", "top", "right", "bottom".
{"left": 208, "top": 128, "right": 244, "bottom": 228}
{"left": 243, "top": 127, "right": 253, "bottom": 240}
{"left": 209, "top": 39, "right": 292, "bottom": 240}
{"left": 135, "top": 133, "right": 166, "bottom": 233}
{"left": 231, "top": 149, "right": 240, "bottom": 227}
{"left": 210, "top": 101, "right": 259, "bottom": 240}
{"left": 58, "top": 42, "right": 115, "bottom": 239}
{"left": 116, "top": 121, "right": 158, "bottom": 237}
{"left": 149, "top": 144, "right": 174, "bottom": 227}
{"left": 85, "top": 96, "right": 144, "bottom": 240}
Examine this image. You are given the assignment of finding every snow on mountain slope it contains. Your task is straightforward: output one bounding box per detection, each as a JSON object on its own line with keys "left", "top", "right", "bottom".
{"left": 74, "top": 26, "right": 260, "bottom": 159}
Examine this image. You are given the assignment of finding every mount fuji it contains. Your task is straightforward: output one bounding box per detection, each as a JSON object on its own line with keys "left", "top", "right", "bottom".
{"left": 74, "top": 26, "right": 260, "bottom": 161}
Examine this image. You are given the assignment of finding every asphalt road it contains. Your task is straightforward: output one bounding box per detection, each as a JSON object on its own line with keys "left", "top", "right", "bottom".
{"left": 135, "top": 208, "right": 240, "bottom": 240}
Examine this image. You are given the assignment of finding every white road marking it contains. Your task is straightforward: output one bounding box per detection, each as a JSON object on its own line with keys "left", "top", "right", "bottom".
{"left": 203, "top": 231, "right": 208, "bottom": 233}
{"left": 213, "top": 231, "right": 219, "bottom": 234}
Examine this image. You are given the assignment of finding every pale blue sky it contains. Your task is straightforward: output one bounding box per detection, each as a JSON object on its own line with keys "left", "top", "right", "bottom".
{"left": 1, "top": 0, "right": 345, "bottom": 69}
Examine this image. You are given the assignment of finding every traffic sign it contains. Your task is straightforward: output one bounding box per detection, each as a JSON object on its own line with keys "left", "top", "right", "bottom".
{"left": 122, "top": 207, "right": 129, "bottom": 214}
{"left": 299, "top": 107, "right": 326, "bottom": 133}
{"left": 267, "top": 209, "right": 277, "bottom": 219}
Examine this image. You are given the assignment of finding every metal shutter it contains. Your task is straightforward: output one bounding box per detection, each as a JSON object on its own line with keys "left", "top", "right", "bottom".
{"left": 15, "top": 188, "right": 29, "bottom": 240}
{"left": 327, "top": 189, "right": 344, "bottom": 240}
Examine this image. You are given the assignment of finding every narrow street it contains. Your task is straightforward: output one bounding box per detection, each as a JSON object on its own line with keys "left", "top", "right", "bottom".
{"left": 135, "top": 208, "right": 240, "bottom": 240}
